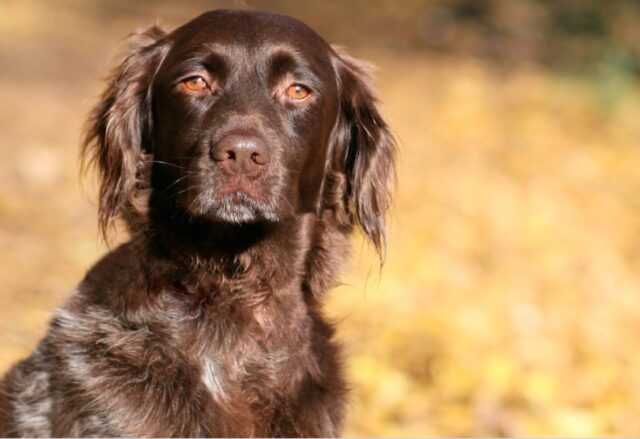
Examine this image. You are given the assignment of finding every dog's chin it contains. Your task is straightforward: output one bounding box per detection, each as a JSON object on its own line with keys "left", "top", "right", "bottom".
{"left": 189, "top": 191, "right": 279, "bottom": 224}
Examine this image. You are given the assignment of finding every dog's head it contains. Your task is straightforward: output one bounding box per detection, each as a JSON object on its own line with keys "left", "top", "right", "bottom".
{"left": 83, "top": 10, "right": 395, "bottom": 255}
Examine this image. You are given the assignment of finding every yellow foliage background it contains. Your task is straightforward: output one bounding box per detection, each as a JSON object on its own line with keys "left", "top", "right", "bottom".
{"left": 1, "top": 1, "right": 640, "bottom": 436}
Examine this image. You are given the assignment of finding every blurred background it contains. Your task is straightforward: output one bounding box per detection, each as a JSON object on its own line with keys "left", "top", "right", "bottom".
{"left": 2, "top": 0, "right": 640, "bottom": 436}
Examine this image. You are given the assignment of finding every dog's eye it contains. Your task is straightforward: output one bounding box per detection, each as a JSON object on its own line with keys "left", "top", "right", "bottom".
{"left": 182, "top": 76, "right": 209, "bottom": 92}
{"left": 285, "top": 84, "right": 311, "bottom": 101}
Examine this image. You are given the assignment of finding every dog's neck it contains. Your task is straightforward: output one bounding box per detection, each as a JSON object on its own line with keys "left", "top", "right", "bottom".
{"left": 137, "top": 212, "right": 313, "bottom": 292}
{"left": 148, "top": 214, "right": 281, "bottom": 257}
{"left": 117, "top": 197, "right": 352, "bottom": 308}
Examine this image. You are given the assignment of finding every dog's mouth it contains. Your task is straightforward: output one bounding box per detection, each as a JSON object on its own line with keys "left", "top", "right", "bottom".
{"left": 181, "top": 175, "right": 280, "bottom": 224}
{"left": 216, "top": 177, "right": 262, "bottom": 201}
{"left": 206, "top": 190, "right": 278, "bottom": 223}
{"left": 160, "top": 152, "right": 287, "bottom": 224}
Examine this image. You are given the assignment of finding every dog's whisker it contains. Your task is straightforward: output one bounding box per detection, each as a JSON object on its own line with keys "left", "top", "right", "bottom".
{"left": 159, "top": 175, "right": 194, "bottom": 197}
{"left": 150, "top": 160, "right": 198, "bottom": 173}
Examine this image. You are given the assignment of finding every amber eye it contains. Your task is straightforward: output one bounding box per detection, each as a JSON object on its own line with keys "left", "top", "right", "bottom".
{"left": 285, "top": 84, "right": 311, "bottom": 100}
{"left": 182, "top": 76, "right": 209, "bottom": 92}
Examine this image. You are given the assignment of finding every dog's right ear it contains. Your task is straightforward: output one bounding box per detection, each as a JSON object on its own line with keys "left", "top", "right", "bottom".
{"left": 82, "top": 26, "right": 168, "bottom": 238}
{"left": 328, "top": 47, "right": 396, "bottom": 262}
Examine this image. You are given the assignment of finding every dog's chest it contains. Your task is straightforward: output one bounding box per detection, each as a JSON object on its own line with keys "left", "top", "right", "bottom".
{"left": 200, "top": 357, "right": 225, "bottom": 398}
{"left": 195, "top": 319, "right": 304, "bottom": 402}
{"left": 166, "top": 292, "right": 310, "bottom": 414}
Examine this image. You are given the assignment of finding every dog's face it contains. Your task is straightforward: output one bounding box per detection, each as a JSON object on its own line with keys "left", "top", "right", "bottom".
{"left": 84, "top": 10, "right": 395, "bottom": 255}
{"left": 152, "top": 11, "right": 340, "bottom": 223}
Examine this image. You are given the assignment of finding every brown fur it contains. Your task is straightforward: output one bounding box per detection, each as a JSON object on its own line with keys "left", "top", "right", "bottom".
{"left": 0, "top": 10, "right": 395, "bottom": 437}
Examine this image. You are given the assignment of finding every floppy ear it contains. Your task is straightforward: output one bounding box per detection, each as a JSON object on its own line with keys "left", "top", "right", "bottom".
{"left": 82, "top": 26, "right": 168, "bottom": 238}
{"left": 331, "top": 49, "right": 397, "bottom": 260}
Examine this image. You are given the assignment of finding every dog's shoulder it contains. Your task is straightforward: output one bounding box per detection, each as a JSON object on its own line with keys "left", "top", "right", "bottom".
{"left": 81, "top": 242, "right": 144, "bottom": 294}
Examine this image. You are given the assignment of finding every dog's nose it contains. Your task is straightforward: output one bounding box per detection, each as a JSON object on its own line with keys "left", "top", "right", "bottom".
{"left": 211, "top": 134, "right": 269, "bottom": 177}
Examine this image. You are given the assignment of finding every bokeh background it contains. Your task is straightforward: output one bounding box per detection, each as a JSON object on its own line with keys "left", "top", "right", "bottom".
{"left": 2, "top": 0, "right": 640, "bottom": 436}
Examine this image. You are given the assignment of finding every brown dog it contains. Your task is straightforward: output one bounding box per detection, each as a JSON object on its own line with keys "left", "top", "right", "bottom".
{"left": 0, "top": 9, "right": 395, "bottom": 437}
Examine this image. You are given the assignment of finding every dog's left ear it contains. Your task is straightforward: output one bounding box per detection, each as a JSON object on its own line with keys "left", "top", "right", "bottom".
{"left": 331, "top": 49, "right": 397, "bottom": 260}
{"left": 82, "top": 26, "right": 168, "bottom": 238}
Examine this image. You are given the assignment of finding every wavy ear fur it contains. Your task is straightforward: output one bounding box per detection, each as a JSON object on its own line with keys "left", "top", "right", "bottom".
{"left": 82, "top": 26, "right": 168, "bottom": 238}
{"left": 331, "top": 48, "right": 397, "bottom": 260}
